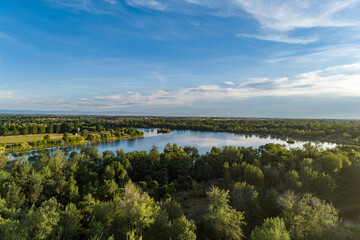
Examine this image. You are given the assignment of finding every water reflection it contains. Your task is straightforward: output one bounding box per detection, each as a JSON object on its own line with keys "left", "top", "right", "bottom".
{"left": 9, "top": 129, "right": 336, "bottom": 158}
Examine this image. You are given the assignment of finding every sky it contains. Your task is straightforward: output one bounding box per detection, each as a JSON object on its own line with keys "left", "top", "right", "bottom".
{"left": 1, "top": 0, "right": 360, "bottom": 118}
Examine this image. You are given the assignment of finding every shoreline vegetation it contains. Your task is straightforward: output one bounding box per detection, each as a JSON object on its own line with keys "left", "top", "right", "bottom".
{"left": 286, "top": 138, "right": 296, "bottom": 144}
{"left": 0, "top": 128, "right": 144, "bottom": 154}
{"left": 1, "top": 116, "right": 360, "bottom": 146}
{"left": 157, "top": 128, "right": 171, "bottom": 134}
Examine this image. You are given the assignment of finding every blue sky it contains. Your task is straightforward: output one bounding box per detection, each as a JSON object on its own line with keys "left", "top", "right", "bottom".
{"left": 1, "top": 0, "right": 360, "bottom": 117}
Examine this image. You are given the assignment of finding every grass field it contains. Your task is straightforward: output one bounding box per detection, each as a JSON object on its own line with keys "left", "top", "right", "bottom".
{"left": 0, "top": 134, "right": 63, "bottom": 144}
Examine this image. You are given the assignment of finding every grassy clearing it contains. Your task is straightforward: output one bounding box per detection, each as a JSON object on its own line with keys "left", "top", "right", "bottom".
{"left": 0, "top": 134, "right": 63, "bottom": 145}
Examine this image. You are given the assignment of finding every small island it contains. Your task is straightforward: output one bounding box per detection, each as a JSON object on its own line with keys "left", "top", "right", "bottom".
{"left": 157, "top": 128, "right": 171, "bottom": 134}
{"left": 287, "top": 138, "right": 296, "bottom": 144}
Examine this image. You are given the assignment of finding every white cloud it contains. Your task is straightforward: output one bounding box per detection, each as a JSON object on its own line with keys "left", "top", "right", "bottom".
{"left": 234, "top": 0, "right": 360, "bottom": 31}
{"left": 46, "top": 0, "right": 117, "bottom": 14}
{"left": 224, "top": 81, "right": 236, "bottom": 85}
{"left": 79, "top": 62, "right": 360, "bottom": 108}
{"left": 151, "top": 72, "right": 167, "bottom": 83}
{"left": 0, "top": 91, "right": 14, "bottom": 99}
{"left": 2, "top": 63, "right": 359, "bottom": 112}
{"left": 240, "top": 33, "right": 318, "bottom": 44}
{"left": 233, "top": 0, "right": 360, "bottom": 43}
{"left": 0, "top": 85, "right": 16, "bottom": 101}
{"left": 126, "top": 0, "right": 166, "bottom": 10}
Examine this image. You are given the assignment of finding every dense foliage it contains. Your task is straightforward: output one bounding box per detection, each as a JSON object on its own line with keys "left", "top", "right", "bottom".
{"left": 0, "top": 142, "right": 360, "bottom": 239}
{"left": 1, "top": 115, "right": 360, "bottom": 145}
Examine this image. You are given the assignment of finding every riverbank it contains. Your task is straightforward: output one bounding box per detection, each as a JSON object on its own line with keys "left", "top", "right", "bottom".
{"left": 3, "top": 131, "right": 145, "bottom": 154}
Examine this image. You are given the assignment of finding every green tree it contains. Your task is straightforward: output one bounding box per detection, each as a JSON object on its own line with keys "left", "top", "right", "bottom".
{"left": 29, "top": 125, "right": 38, "bottom": 134}
{"left": 13, "top": 127, "right": 20, "bottom": 135}
{"left": 278, "top": 192, "right": 339, "bottom": 240}
{"left": 204, "top": 186, "right": 245, "bottom": 240}
{"left": 171, "top": 215, "right": 196, "bottom": 240}
{"left": 20, "top": 126, "right": 29, "bottom": 135}
{"left": 113, "top": 181, "right": 159, "bottom": 239}
{"left": 230, "top": 181, "right": 261, "bottom": 231}
{"left": 81, "top": 130, "right": 88, "bottom": 139}
{"left": 316, "top": 151, "right": 350, "bottom": 174}
{"left": 0, "top": 127, "right": 9, "bottom": 137}
{"left": 4, "top": 182, "right": 25, "bottom": 208}
{"left": 261, "top": 189, "right": 280, "bottom": 218}
{"left": 59, "top": 203, "right": 83, "bottom": 240}
{"left": 27, "top": 171, "right": 43, "bottom": 204}
{"left": 250, "top": 217, "right": 290, "bottom": 240}
{"left": 62, "top": 133, "right": 70, "bottom": 143}
{"left": 283, "top": 170, "right": 302, "bottom": 191}
{"left": 43, "top": 134, "right": 50, "bottom": 143}
{"left": 46, "top": 124, "right": 54, "bottom": 134}
{"left": 38, "top": 125, "right": 46, "bottom": 134}
{"left": 16, "top": 198, "right": 61, "bottom": 240}
{"left": 54, "top": 124, "right": 60, "bottom": 133}
{"left": 243, "top": 163, "right": 264, "bottom": 186}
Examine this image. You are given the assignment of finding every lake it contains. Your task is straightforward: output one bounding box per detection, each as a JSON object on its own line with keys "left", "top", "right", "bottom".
{"left": 87, "top": 129, "right": 336, "bottom": 154}
{"left": 10, "top": 129, "right": 336, "bottom": 159}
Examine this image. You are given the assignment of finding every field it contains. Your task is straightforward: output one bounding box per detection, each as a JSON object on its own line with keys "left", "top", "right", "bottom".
{"left": 0, "top": 134, "right": 63, "bottom": 145}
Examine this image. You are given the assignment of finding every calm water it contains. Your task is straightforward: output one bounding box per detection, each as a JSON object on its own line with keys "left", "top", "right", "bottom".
{"left": 14, "top": 129, "right": 334, "bottom": 157}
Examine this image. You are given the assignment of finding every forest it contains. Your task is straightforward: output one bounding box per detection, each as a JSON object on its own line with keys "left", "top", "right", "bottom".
{"left": 1, "top": 115, "right": 360, "bottom": 239}
{"left": 0, "top": 142, "right": 360, "bottom": 239}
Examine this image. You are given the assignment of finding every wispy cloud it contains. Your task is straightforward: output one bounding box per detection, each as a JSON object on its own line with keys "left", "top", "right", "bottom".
{"left": 0, "top": 91, "right": 14, "bottom": 99}
{"left": 240, "top": 33, "right": 318, "bottom": 44}
{"left": 125, "top": 0, "right": 360, "bottom": 44}
{"left": 0, "top": 32, "right": 13, "bottom": 41}
{"left": 73, "top": 62, "right": 360, "bottom": 109}
{"left": 0, "top": 32, "right": 19, "bottom": 46}
{"left": 234, "top": 0, "right": 360, "bottom": 43}
{"left": 147, "top": 0, "right": 360, "bottom": 30}
{"left": 104, "top": 0, "right": 117, "bottom": 4}
{"left": 46, "top": 0, "right": 119, "bottom": 14}
{"left": 0, "top": 84, "right": 16, "bottom": 100}
{"left": 127, "top": 0, "right": 166, "bottom": 10}
{"left": 44, "top": 0, "right": 360, "bottom": 44}
{"left": 234, "top": 0, "right": 360, "bottom": 31}
{"left": 266, "top": 44, "right": 360, "bottom": 64}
